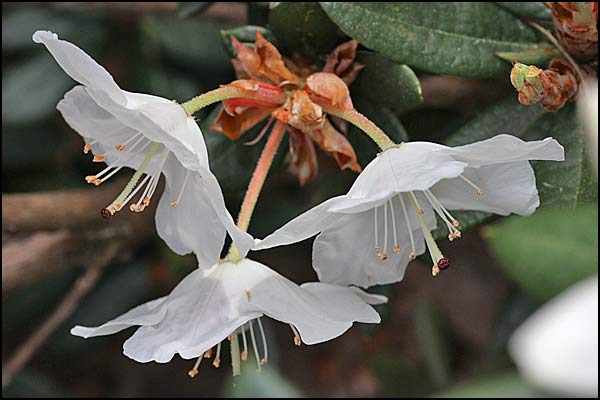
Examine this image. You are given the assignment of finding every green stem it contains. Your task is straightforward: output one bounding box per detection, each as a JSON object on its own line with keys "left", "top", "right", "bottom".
{"left": 408, "top": 192, "right": 443, "bottom": 262}
{"left": 181, "top": 86, "right": 255, "bottom": 115}
{"left": 226, "top": 120, "right": 286, "bottom": 262}
{"left": 111, "top": 142, "right": 160, "bottom": 207}
{"left": 324, "top": 107, "right": 397, "bottom": 150}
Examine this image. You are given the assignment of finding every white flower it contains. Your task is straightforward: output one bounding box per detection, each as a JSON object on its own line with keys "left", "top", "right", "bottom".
{"left": 254, "top": 135, "right": 564, "bottom": 287}
{"left": 71, "top": 258, "right": 386, "bottom": 367}
{"left": 509, "top": 276, "right": 598, "bottom": 397}
{"left": 32, "top": 30, "right": 253, "bottom": 265}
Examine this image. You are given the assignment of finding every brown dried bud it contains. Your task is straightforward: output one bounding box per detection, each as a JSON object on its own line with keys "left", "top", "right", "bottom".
{"left": 510, "top": 60, "right": 578, "bottom": 112}
{"left": 549, "top": 2, "right": 598, "bottom": 62}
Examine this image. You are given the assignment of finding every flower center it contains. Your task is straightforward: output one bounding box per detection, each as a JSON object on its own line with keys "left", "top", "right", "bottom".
{"left": 371, "top": 167, "right": 487, "bottom": 276}
{"left": 82, "top": 137, "right": 190, "bottom": 219}
{"left": 187, "top": 317, "right": 272, "bottom": 378}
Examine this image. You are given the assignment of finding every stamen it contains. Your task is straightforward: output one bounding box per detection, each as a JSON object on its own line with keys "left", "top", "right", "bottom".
{"left": 373, "top": 206, "right": 381, "bottom": 253}
{"left": 289, "top": 324, "right": 302, "bottom": 346}
{"left": 248, "top": 321, "right": 262, "bottom": 371}
{"left": 398, "top": 194, "right": 416, "bottom": 260}
{"left": 204, "top": 348, "right": 213, "bottom": 359}
{"left": 459, "top": 175, "right": 485, "bottom": 196}
{"left": 171, "top": 170, "right": 190, "bottom": 208}
{"left": 379, "top": 201, "right": 389, "bottom": 261}
{"left": 389, "top": 198, "right": 400, "bottom": 253}
{"left": 83, "top": 139, "right": 97, "bottom": 154}
{"left": 122, "top": 174, "right": 152, "bottom": 211}
{"left": 92, "top": 140, "right": 152, "bottom": 187}
{"left": 240, "top": 325, "right": 249, "bottom": 362}
{"left": 425, "top": 190, "right": 460, "bottom": 227}
{"left": 103, "top": 142, "right": 160, "bottom": 217}
{"left": 257, "top": 318, "right": 268, "bottom": 365}
{"left": 408, "top": 192, "right": 449, "bottom": 276}
{"left": 92, "top": 155, "right": 106, "bottom": 163}
{"left": 117, "top": 132, "right": 143, "bottom": 151}
{"left": 423, "top": 190, "right": 459, "bottom": 241}
{"left": 212, "top": 342, "right": 222, "bottom": 368}
{"left": 188, "top": 356, "right": 203, "bottom": 378}
{"left": 142, "top": 150, "right": 169, "bottom": 208}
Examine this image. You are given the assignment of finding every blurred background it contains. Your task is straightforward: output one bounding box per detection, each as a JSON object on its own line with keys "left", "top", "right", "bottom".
{"left": 2, "top": 2, "right": 597, "bottom": 397}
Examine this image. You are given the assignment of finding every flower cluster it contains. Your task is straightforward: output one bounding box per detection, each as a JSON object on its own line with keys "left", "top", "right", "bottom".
{"left": 33, "top": 30, "right": 564, "bottom": 377}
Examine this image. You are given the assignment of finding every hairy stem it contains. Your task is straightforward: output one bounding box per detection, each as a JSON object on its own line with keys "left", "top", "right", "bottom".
{"left": 324, "top": 107, "right": 397, "bottom": 150}
{"left": 181, "top": 86, "right": 255, "bottom": 115}
{"left": 226, "top": 120, "right": 286, "bottom": 261}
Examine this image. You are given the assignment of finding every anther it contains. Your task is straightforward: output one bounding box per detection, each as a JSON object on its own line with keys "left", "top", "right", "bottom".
{"left": 143, "top": 196, "right": 151, "bottom": 206}
{"left": 188, "top": 369, "right": 199, "bottom": 378}
{"left": 85, "top": 175, "right": 96, "bottom": 183}
{"left": 260, "top": 358, "right": 268, "bottom": 365}
{"left": 93, "top": 155, "right": 106, "bottom": 163}
{"left": 93, "top": 178, "right": 103, "bottom": 186}
{"left": 171, "top": 201, "right": 177, "bottom": 208}
{"left": 241, "top": 351, "right": 248, "bottom": 361}
{"left": 294, "top": 336, "right": 302, "bottom": 346}
{"left": 212, "top": 358, "right": 221, "bottom": 368}
{"left": 374, "top": 244, "right": 381, "bottom": 252}
{"left": 378, "top": 253, "right": 388, "bottom": 261}
{"left": 204, "top": 349, "right": 212, "bottom": 359}
{"left": 83, "top": 143, "right": 92, "bottom": 154}
{"left": 476, "top": 189, "right": 485, "bottom": 196}
{"left": 290, "top": 324, "right": 302, "bottom": 346}
{"left": 115, "top": 144, "right": 125, "bottom": 151}
{"left": 409, "top": 252, "right": 417, "bottom": 260}
{"left": 418, "top": 208, "right": 425, "bottom": 214}
{"left": 452, "top": 220, "right": 460, "bottom": 227}
{"left": 432, "top": 264, "right": 440, "bottom": 276}
{"left": 394, "top": 245, "right": 400, "bottom": 253}
{"left": 245, "top": 290, "right": 252, "bottom": 302}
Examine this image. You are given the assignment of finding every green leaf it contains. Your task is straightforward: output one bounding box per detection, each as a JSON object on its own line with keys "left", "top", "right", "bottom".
{"left": 269, "top": 2, "right": 341, "bottom": 58}
{"left": 436, "top": 371, "right": 540, "bottom": 397}
{"left": 484, "top": 204, "right": 598, "bottom": 301}
{"left": 225, "top": 362, "right": 303, "bottom": 398}
{"left": 414, "top": 300, "right": 452, "bottom": 389}
{"left": 320, "top": 2, "right": 547, "bottom": 78}
{"left": 348, "top": 97, "right": 408, "bottom": 167}
{"left": 496, "top": 47, "right": 560, "bottom": 65}
{"left": 2, "top": 55, "right": 73, "bottom": 125}
{"left": 200, "top": 105, "right": 284, "bottom": 193}
{"left": 178, "top": 2, "right": 213, "bottom": 18}
{"left": 495, "top": 2, "right": 552, "bottom": 20}
{"left": 220, "top": 25, "right": 277, "bottom": 58}
{"left": 351, "top": 51, "right": 423, "bottom": 113}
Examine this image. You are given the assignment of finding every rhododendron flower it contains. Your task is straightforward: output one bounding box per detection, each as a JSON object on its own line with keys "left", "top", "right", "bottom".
{"left": 254, "top": 135, "right": 564, "bottom": 287}
{"left": 210, "top": 33, "right": 363, "bottom": 185}
{"left": 33, "top": 30, "right": 253, "bottom": 265}
{"left": 510, "top": 276, "right": 598, "bottom": 397}
{"left": 71, "top": 258, "right": 385, "bottom": 369}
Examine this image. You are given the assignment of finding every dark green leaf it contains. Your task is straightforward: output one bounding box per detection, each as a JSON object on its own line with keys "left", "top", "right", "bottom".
{"left": 201, "top": 105, "right": 285, "bottom": 193}
{"left": 496, "top": 47, "right": 560, "bottom": 65}
{"left": 414, "top": 300, "right": 452, "bottom": 389}
{"left": 2, "top": 55, "right": 73, "bottom": 125}
{"left": 484, "top": 204, "right": 598, "bottom": 301}
{"left": 348, "top": 97, "right": 408, "bottom": 167}
{"left": 320, "top": 2, "right": 547, "bottom": 78}
{"left": 495, "top": 2, "right": 552, "bottom": 20}
{"left": 351, "top": 51, "right": 423, "bottom": 113}
{"left": 436, "top": 371, "right": 539, "bottom": 397}
{"left": 178, "top": 2, "right": 213, "bottom": 18}
{"left": 220, "top": 25, "right": 276, "bottom": 58}
{"left": 269, "top": 2, "right": 341, "bottom": 58}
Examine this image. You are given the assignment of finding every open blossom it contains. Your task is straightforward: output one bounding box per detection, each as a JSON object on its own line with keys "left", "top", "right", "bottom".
{"left": 71, "top": 258, "right": 385, "bottom": 371}
{"left": 210, "top": 33, "right": 363, "bottom": 185}
{"left": 33, "top": 30, "right": 253, "bottom": 265}
{"left": 509, "top": 276, "right": 598, "bottom": 397}
{"left": 254, "top": 135, "right": 564, "bottom": 288}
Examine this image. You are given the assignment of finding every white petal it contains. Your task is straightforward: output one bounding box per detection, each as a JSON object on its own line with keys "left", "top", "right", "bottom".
{"left": 57, "top": 86, "right": 151, "bottom": 168}
{"left": 156, "top": 155, "right": 226, "bottom": 266}
{"left": 312, "top": 194, "right": 434, "bottom": 288}
{"left": 345, "top": 143, "right": 467, "bottom": 200}
{"left": 32, "top": 30, "right": 126, "bottom": 104}
{"left": 242, "top": 259, "right": 383, "bottom": 345}
{"left": 123, "top": 264, "right": 262, "bottom": 363}
{"left": 432, "top": 162, "right": 540, "bottom": 216}
{"left": 71, "top": 297, "right": 168, "bottom": 338}
{"left": 509, "top": 276, "right": 598, "bottom": 397}
{"left": 439, "top": 135, "right": 564, "bottom": 167}
{"left": 252, "top": 197, "right": 342, "bottom": 250}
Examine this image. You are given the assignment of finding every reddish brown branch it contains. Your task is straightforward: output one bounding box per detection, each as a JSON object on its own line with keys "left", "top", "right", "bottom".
{"left": 2, "top": 243, "right": 120, "bottom": 389}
